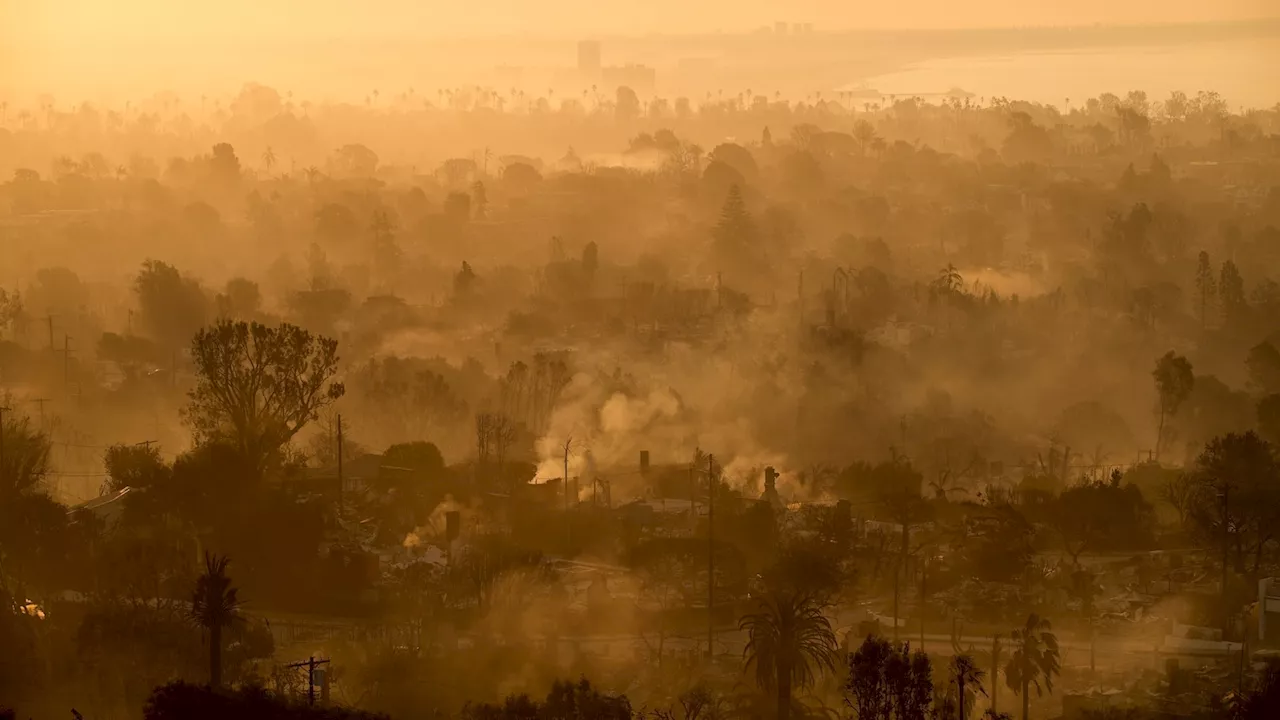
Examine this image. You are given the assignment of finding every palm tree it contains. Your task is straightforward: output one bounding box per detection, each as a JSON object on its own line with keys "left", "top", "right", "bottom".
{"left": 853, "top": 119, "right": 877, "bottom": 156}
{"left": 952, "top": 654, "right": 988, "bottom": 720}
{"left": 191, "top": 552, "right": 241, "bottom": 688}
{"left": 740, "top": 584, "right": 837, "bottom": 720}
{"left": 937, "top": 264, "right": 964, "bottom": 294}
{"left": 1004, "top": 614, "right": 1060, "bottom": 720}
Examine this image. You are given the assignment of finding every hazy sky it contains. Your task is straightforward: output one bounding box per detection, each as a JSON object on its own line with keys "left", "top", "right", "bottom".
{"left": 3, "top": 0, "right": 1277, "bottom": 103}
{"left": 8, "top": 0, "right": 1280, "bottom": 43}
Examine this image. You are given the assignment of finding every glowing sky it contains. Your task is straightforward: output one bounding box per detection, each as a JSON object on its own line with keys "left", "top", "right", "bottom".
{"left": 2, "top": 0, "right": 1276, "bottom": 102}
{"left": 10, "top": 0, "right": 1280, "bottom": 43}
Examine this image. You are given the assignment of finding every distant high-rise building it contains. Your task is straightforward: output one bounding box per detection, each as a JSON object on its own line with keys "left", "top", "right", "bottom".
{"left": 774, "top": 22, "right": 789, "bottom": 36}
{"left": 578, "top": 40, "right": 602, "bottom": 76}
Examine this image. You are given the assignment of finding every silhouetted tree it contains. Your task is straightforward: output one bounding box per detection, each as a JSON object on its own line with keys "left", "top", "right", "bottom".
{"left": 1259, "top": 395, "right": 1280, "bottom": 445}
{"left": 209, "top": 143, "right": 241, "bottom": 185}
{"left": 190, "top": 553, "right": 240, "bottom": 688}
{"left": 951, "top": 654, "right": 988, "bottom": 720}
{"left": 852, "top": 119, "right": 877, "bottom": 156}
{"left": 740, "top": 552, "right": 838, "bottom": 720}
{"left": 581, "top": 241, "right": 599, "bottom": 279}
{"left": 1194, "top": 251, "right": 1216, "bottom": 329}
{"left": 0, "top": 412, "right": 51, "bottom": 497}
{"left": 135, "top": 260, "right": 209, "bottom": 351}
{"left": 103, "top": 442, "right": 169, "bottom": 492}
{"left": 185, "top": 320, "right": 344, "bottom": 479}
{"left": 1187, "top": 432, "right": 1280, "bottom": 577}
{"left": 847, "top": 635, "right": 894, "bottom": 719}
{"left": 472, "top": 181, "right": 488, "bottom": 219}
{"left": 615, "top": 86, "right": 640, "bottom": 121}
{"left": 845, "top": 635, "right": 933, "bottom": 720}
{"left": 1247, "top": 342, "right": 1280, "bottom": 396}
{"left": 1220, "top": 260, "right": 1246, "bottom": 326}
{"left": 1004, "top": 614, "right": 1060, "bottom": 720}
{"left": 1152, "top": 351, "right": 1194, "bottom": 461}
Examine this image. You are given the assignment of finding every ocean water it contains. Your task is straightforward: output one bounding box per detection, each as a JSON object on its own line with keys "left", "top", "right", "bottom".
{"left": 859, "top": 39, "right": 1280, "bottom": 110}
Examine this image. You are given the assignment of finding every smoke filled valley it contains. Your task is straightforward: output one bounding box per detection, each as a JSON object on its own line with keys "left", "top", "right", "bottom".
{"left": 4, "top": 18, "right": 1280, "bottom": 720}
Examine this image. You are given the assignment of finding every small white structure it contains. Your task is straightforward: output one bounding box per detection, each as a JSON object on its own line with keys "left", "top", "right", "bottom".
{"left": 1259, "top": 577, "right": 1280, "bottom": 641}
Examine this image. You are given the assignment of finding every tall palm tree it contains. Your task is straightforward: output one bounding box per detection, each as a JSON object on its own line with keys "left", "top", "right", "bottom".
{"left": 1004, "top": 614, "right": 1060, "bottom": 720}
{"left": 740, "top": 585, "right": 837, "bottom": 720}
{"left": 938, "top": 264, "right": 964, "bottom": 293}
{"left": 952, "top": 654, "right": 987, "bottom": 720}
{"left": 191, "top": 552, "right": 241, "bottom": 688}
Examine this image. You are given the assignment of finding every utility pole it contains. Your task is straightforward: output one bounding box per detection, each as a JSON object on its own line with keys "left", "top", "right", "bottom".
{"left": 62, "top": 334, "right": 72, "bottom": 391}
{"left": 46, "top": 315, "right": 53, "bottom": 352}
{"left": 0, "top": 403, "right": 9, "bottom": 487}
{"left": 30, "top": 397, "right": 49, "bottom": 430}
{"left": 689, "top": 461, "right": 696, "bottom": 521}
{"left": 920, "top": 558, "right": 927, "bottom": 651}
{"left": 1222, "top": 484, "right": 1231, "bottom": 635}
{"left": 336, "top": 414, "right": 344, "bottom": 513}
{"left": 707, "top": 453, "right": 715, "bottom": 662}
{"left": 991, "top": 635, "right": 1001, "bottom": 715}
{"left": 798, "top": 270, "right": 804, "bottom": 328}
{"left": 285, "top": 656, "right": 330, "bottom": 706}
{"left": 893, "top": 561, "right": 900, "bottom": 643}
{"left": 562, "top": 436, "right": 573, "bottom": 549}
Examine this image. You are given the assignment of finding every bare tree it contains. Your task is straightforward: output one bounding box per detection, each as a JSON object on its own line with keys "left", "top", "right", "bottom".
{"left": 1160, "top": 474, "right": 1195, "bottom": 527}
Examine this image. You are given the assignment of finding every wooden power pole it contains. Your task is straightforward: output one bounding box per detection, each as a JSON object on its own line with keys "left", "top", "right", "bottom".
{"left": 0, "top": 403, "right": 9, "bottom": 486}
{"left": 285, "top": 656, "right": 331, "bottom": 706}
{"left": 336, "top": 414, "right": 344, "bottom": 513}
{"left": 62, "top": 334, "right": 73, "bottom": 391}
{"left": 707, "top": 453, "right": 715, "bottom": 661}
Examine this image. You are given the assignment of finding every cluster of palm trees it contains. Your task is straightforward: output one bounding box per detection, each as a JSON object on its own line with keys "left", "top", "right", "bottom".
{"left": 191, "top": 549, "right": 1061, "bottom": 719}
{"left": 739, "top": 572, "right": 1061, "bottom": 720}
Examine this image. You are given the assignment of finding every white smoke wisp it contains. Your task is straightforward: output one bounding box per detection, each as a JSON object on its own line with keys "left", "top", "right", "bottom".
{"left": 402, "top": 494, "right": 465, "bottom": 549}
{"left": 523, "top": 310, "right": 819, "bottom": 503}
{"left": 530, "top": 381, "right": 685, "bottom": 484}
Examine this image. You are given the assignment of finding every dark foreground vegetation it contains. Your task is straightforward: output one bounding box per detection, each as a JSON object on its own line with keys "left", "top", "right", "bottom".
{"left": 1, "top": 82, "right": 1280, "bottom": 719}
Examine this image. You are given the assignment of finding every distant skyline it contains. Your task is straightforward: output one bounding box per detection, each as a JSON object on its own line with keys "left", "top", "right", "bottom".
{"left": 3, "top": 1, "right": 1277, "bottom": 104}
{"left": 8, "top": 0, "right": 1280, "bottom": 45}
